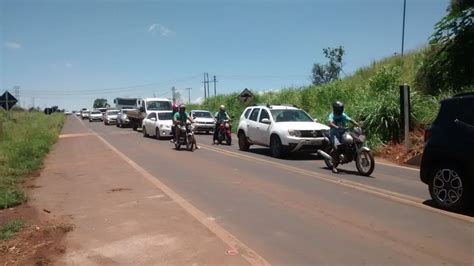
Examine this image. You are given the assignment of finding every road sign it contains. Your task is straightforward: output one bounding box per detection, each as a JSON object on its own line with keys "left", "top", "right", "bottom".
{"left": 0, "top": 91, "right": 18, "bottom": 111}
{"left": 238, "top": 88, "right": 254, "bottom": 104}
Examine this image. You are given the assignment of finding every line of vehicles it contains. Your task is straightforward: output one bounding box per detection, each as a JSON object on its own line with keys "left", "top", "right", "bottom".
{"left": 74, "top": 92, "right": 473, "bottom": 213}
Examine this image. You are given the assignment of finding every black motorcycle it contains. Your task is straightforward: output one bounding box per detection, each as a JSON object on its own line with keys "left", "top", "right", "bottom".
{"left": 317, "top": 127, "right": 375, "bottom": 176}
{"left": 174, "top": 122, "right": 196, "bottom": 151}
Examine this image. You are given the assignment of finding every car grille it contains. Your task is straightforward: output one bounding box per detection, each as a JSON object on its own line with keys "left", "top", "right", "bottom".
{"left": 299, "top": 130, "right": 324, "bottom": 138}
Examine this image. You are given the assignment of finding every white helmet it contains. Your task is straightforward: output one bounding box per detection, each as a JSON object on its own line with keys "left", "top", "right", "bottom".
{"left": 219, "top": 105, "right": 225, "bottom": 111}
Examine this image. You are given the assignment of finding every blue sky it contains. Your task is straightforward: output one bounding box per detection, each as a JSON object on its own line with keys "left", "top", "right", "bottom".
{"left": 1, "top": 0, "right": 449, "bottom": 110}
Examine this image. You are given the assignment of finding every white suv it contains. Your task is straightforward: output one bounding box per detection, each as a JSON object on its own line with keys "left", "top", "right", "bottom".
{"left": 237, "top": 105, "right": 330, "bottom": 158}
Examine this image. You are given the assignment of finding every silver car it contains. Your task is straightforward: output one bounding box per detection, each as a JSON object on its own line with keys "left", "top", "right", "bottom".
{"left": 103, "top": 109, "right": 119, "bottom": 125}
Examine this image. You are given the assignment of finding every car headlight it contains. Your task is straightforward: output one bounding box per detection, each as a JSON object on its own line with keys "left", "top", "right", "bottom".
{"left": 288, "top": 130, "right": 301, "bottom": 137}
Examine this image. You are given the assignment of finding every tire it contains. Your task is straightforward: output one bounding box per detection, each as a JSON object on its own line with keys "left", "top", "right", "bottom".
{"left": 270, "top": 135, "right": 286, "bottom": 158}
{"left": 143, "top": 126, "right": 148, "bottom": 137}
{"left": 238, "top": 132, "right": 250, "bottom": 151}
{"left": 323, "top": 146, "right": 334, "bottom": 169}
{"left": 156, "top": 128, "right": 161, "bottom": 140}
{"left": 187, "top": 136, "right": 194, "bottom": 152}
{"left": 206, "top": 131, "right": 209, "bottom": 134}
{"left": 175, "top": 142, "right": 181, "bottom": 150}
{"left": 428, "top": 164, "right": 469, "bottom": 211}
{"left": 132, "top": 123, "right": 138, "bottom": 131}
{"left": 355, "top": 150, "right": 375, "bottom": 176}
{"left": 226, "top": 135, "right": 232, "bottom": 145}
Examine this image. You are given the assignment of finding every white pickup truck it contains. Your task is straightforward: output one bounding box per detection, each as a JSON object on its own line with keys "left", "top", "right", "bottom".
{"left": 127, "top": 98, "right": 173, "bottom": 131}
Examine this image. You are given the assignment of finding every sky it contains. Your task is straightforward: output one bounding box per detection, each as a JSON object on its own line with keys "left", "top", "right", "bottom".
{"left": 1, "top": 0, "right": 449, "bottom": 111}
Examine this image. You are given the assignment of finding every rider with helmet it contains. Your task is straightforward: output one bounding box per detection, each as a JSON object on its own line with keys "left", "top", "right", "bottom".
{"left": 328, "top": 101, "right": 359, "bottom": 173}
{"left": 213, "top": 105, "right": 231, "bottom": 144}
{"left": 170, "top": 104, "right": 179, "bottom": 143}
{"left": 173, "top": 104, "right": 199, "bottom": 149}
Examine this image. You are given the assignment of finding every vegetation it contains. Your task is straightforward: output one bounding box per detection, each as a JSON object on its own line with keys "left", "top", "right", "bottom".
{"left": 312, "top": 46, "right": 345, "bottom": 85}
{"left": 415, "top": 0, "right": 473, "bottom": 94}
{"left": 0, "top": 219, "right": 25, "bottom": 241}
{"left": 0, "top": 110, "right": 64, "bottom": 209}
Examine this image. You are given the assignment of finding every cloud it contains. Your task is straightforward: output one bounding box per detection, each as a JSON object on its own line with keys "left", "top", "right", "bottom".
{"left": 65, "top": 62, "right": 73, "bottom": 68}
{"left": 148, "top": 23, "right": 173, "bottom": 36}
{"left": 4, "top": 41, "right": 22, "bottom": 49}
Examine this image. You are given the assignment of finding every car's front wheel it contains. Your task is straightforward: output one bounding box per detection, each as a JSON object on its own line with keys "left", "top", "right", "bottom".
{"left": 270, "top": 135, "right": 287, "bottom": 158}
{"left": 238, "top": 131, "right": 250, "bottom": 151}
{"left": 428, "top": 164, "right": 470, "bottom": 211}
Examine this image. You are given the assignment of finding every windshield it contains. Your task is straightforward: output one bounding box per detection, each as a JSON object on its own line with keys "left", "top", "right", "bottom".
{"left": 158, "top": 112, "right": 173, "bottom": 120}
{"left": 91, "top": 111, "right": 101, "bottom": 115}
{"left": 270, "top": 109, "right": 313, "bottom": 122}
{"left": 147, "top": 101, "right": 172, "bottom": 111}
{"left": 193, "top": 111, "right": 213, "bottom": 118}
{"left": 107, "top": 111, "right": 119, "bottom": 115}
{"left": 116, "top": 99, "right": 138, "bottom": 105}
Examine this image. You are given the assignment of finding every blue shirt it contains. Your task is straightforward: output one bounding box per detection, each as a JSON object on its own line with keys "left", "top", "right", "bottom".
{"left": 328, "top": 112, "right": 351, "bottom": 136}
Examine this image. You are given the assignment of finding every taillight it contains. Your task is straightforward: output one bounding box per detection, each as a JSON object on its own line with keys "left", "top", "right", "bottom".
{"left": 424, "top": 129, "right": 432, "bottom": 143}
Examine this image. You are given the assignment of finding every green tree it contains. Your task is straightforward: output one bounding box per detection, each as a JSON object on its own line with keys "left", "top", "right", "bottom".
{"left": 311, "top": 46, "right": 345, "bottom": 85}
{"left": 416, "top": 0, "right": 473, "bottom": 94}
{"left": 93, "top": 98, "right": 108, "bottom": 108}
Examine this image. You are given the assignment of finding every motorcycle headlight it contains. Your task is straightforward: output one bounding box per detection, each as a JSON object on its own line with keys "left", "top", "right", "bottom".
{"left": 288, "top": 130, "right": 301, "bottom": 137}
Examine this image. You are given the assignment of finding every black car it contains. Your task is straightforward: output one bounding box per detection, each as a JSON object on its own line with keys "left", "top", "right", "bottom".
{"left": 420, "top": 92, "right": 474, "bottom": 211}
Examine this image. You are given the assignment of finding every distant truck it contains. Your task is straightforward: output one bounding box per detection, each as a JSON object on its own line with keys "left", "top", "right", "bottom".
{"left": 127, "top": 98, "right": 173, "bottom": 131}
{"left": 113, "top": 97, "right": 140, "bottom": 110}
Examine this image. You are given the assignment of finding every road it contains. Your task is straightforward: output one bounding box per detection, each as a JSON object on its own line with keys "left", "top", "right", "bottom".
{"left": 71, "top": 116, "right": 473, "bottom": 265}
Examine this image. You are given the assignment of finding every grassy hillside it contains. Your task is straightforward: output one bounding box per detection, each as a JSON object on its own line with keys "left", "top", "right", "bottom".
{"left": 193, "top": 49, "right": 472, "bottom": 150}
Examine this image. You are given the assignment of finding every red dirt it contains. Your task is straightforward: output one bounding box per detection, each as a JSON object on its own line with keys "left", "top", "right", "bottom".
{"left": 376, "top": 128, "right": 425, "bottom": 165}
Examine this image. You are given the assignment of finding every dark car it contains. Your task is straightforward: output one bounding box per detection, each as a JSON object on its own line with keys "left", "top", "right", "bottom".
{"left": 420, "top": 92, "right": 474, "bottom": 211}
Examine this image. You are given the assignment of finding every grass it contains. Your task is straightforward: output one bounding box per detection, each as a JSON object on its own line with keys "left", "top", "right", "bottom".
{"left": 0, "top": 110, "right": 64, "bottom": 209}
{"left": 0, "top": 219, "right": 25, "bottom": 241}
{"left": 194, "top": 48, "right": 471, "bottom": 149}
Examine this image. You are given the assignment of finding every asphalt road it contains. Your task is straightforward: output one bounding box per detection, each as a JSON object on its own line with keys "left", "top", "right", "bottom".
{"left": 73, "top": 116, "right": 473, "bottom": 265}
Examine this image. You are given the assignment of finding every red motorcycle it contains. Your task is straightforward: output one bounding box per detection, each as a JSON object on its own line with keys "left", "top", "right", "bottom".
{"left": 217, "top": 120, "right": 232, "bottom": 145}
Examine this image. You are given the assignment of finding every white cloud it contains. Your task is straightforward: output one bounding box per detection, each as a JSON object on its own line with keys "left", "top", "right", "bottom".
{"left": 4, "top": 41, "right": 22, "bottom": 49}
{"left": 65, "top": 62, "right": 73, "bottom": 68}
{"left": 148, "top": 23, "right": 173, "bottom": 36}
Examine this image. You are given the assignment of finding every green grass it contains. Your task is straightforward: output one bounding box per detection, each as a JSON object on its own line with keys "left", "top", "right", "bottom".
{"left": 0, "top": 110, "right": 64, "bottom": 209}
{"left": 195, "top": 48, "right": 471, "bottom": 149}
{"left": 0, "top": 219, "right": 25, "bottom": 241}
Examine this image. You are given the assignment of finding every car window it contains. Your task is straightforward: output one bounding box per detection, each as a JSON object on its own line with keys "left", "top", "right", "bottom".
{"left": 192, "top": 111, "right": 213, "bottom": 118}
{"left": 249, "top": 108, "right": 260, "bottom": 121}
{"left": 270, "top": 109, "right": 313, "bottom": 122}
{"left": 259, "top": 109, "right": 270, "bottom": 123}
{"left": 244, "top": 108, "right": 252, "bottom": 118}
{"left": 460, "top": 99, "right": 474, "bottom": 124}
{"left": 106, "top": 111, "right": 119, "bottom": 115}
{"left": 91, "top": 111, "right": 101, "bottom": 114}
{"left": 158, "top": 112, "right": 173, "bottom": 120}
{"left": 146, "top": 113, "right": 156, "bottom": 119}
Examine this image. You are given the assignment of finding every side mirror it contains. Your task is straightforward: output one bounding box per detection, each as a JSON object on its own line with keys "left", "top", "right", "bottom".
{"left": 150, "top": 117, "right": 157, "bottom": 122}
{"left": 314, "top": 118, "right": 318, "bottom": 122}
{"left": 261, "top": 118, "right": 271, "bottom": 124}
{"left": 139, "top": 106, "right": 145, "bottom": 112}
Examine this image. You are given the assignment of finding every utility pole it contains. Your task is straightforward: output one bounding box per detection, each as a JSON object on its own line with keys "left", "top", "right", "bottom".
{"left": 185, "top": 88, "right": 192, "bottom": 104}
{"left": 401, "top": 0, "right": 407, "bottom": 57}
{"left": 203, "top": 73, "right": 207, "bottom": 99}
{"left": 206, "top": 73, "right": 210, "bottom": 98}
{"left": 171, "top": 86, "right": 176, "bottom": 104}
{"left": 212, "top": 75, "right": 217, "bottom": 96}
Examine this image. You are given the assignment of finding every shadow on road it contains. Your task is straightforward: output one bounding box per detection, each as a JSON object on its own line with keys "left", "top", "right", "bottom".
{"left": 422, "top": 200, "right": 474, "bottom": 217}
{"left": 246, "top": 148, "right": 321, "bottom": 161}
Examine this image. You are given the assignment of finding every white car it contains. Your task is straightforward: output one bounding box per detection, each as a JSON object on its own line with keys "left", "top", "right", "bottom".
{"left": 103, "top": 109, "right": 119, "bottom": 125}
{"left": 142, "top": 111, "right": 173, "bottom": 139}
{"left": 237, "top": 104, "right": 330, "bottom": 158}
{"left": 89, "top": 111, "right": 103, "bottom": 122}
{"left": 190, "top": 110, "right": 215, "bottom": 134}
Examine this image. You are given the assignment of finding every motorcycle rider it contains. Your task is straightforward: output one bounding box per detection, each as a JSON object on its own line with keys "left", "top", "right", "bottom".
{"left": 328, "top": 101, "right": 359, "bottom": 173}
{"left": 173, "top": 104, "right": 199, "bottom": 149}
{"left": 170, "top": 104, "right": 179, "bottom": 143}
{"left": 213, "top": 105, "right": 231, "bottom": 144}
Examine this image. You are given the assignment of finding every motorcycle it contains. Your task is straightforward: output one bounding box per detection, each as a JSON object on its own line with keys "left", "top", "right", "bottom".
{"left": 217, "top": 120, "right": 232, "bottom": 145}
{"left": 317, "top": 127, "right": 375, "bottom": 176}
{"left": 174, "top": 122, "right": 196, "bottom": 151}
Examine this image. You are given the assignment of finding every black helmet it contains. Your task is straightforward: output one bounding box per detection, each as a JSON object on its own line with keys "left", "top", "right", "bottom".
{"left": 332, "top": 101, "right": 344, "bottom": 116}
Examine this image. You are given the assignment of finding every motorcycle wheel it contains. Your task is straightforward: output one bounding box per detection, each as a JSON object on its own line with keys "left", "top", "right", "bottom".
{"left": 175, "top": 141, "right": 181, "bottom": 150}
{"left": 217, "top": 133, "right": 223, "bottom": 144}
{"left": 322, "top": 146, "right": 334, "bottom": 169}
{"left": 356, "top": 150, "right": 375, "bottom": 176}
{"left": 226, "top": 135, "right": 232, "bottom": 145}
{"left": 187, "top": 136, "right": 193, "bottom": 151}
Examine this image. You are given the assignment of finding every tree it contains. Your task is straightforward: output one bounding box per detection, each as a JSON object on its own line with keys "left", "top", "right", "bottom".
{"left": 311, "top": 46, "right": 345, "bottom": 85}
{"left": 416, "top": 0, "right": 473, "bottom": 94}
{"left": 93, "top": 98, "right": 108, "bottom": 108}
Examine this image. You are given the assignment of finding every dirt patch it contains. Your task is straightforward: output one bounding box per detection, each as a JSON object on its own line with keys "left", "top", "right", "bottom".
{"left": 376, "top": 128, "right": 425, "bottom": 165}
{"left": 108, "top": 188, "right": 132, "bottom": 193}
